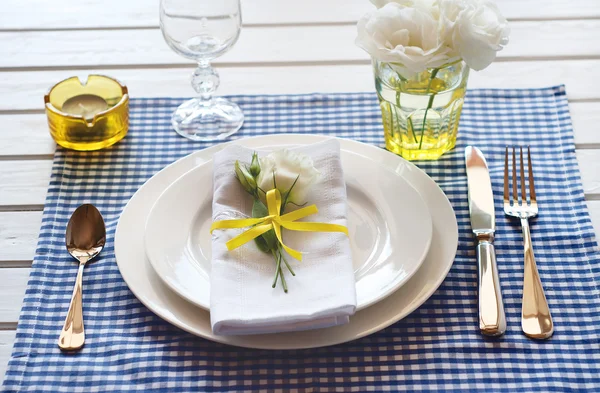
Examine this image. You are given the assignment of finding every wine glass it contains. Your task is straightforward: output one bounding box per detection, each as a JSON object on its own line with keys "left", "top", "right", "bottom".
{"left": 160, "top": 0, "right": 244, "bottom": 141}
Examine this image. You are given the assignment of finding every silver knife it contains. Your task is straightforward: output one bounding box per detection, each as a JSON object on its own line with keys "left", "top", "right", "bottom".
{"left": 465, "top": 146, "right": 506, "bottom": 336}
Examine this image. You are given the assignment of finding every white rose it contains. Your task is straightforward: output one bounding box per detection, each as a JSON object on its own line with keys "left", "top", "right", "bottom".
{"left": 257, "top": 149, "right": 320, "bottom": 205}
{"left": 439, "top": 0, "right": 510, "bottom": 70}
{"left": 355, "top": 3, "right": 451, "bottom": 78}
{"left": 370, "top": 0, "right": 439, "bottom": 17}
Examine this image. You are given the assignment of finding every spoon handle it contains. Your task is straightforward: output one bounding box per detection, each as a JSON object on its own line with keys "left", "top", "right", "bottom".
{"left": 58, "top": 261, "right": 86, "bottom": 350}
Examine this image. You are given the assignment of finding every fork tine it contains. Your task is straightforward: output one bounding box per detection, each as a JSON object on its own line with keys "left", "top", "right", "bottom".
{"left": 512, "top": 147, "right": 518, "bottom": 205}
{"left": 504, "top": 147, "right": 509, "bottom": 204}
{"left": 519, "top": 147, "right": 527, "bottom": 203}
{"left": 528, "top": 146, "right": 537, "bottom": 203}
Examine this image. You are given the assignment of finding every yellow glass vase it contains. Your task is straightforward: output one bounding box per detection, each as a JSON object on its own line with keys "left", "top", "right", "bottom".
{"left": 375, "top": 60, "right": 469, "bottom": 160}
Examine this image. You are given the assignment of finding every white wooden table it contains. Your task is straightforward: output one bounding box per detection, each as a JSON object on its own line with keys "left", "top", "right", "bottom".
{"left": 1, "top": 0, "right": 599, "bottom": 379}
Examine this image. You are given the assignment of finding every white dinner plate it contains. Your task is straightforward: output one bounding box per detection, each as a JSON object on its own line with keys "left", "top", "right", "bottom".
{"left": 144, "top": 147, "right": 433, "bottom": 311}
{"left": 115, "top": 134, "right": 458, "bottom": 349}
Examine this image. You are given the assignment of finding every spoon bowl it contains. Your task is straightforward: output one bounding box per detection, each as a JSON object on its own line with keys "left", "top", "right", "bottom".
{"left": 66, "top": 204, "right": 106, "bottom": 262}
{"left": 58, "top": 204, "right": 106, "bottom": 351}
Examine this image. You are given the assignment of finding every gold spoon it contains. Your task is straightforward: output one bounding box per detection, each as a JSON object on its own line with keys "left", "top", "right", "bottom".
{"left": 58, "top": 204, "right": 106, "bottom": 351}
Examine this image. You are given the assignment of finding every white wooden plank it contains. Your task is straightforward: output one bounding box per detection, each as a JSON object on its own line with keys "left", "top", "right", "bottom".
{"left": 1, "top": 196, "right": 600, "bottom": 328}
{"left": 0, "top": 115, "right": 56, "bottom": 156}
{"left": 0, "top": 212, "right": 42, "bottom": 263}
{"left": 1, "top": 195, "right": 600, "bottom": 266}
{"left": 1, "top": 21, "right": 598, "bottom": 69}
{"left": 0, "top": 330, "right": 16, "bottom": 382}
{"left": 0, "top": 0, "right": 369, "bottom": 30}
{"left": 578, "top": 150, "right": 600, "bottom": 196}
{"left": 0, "top": 269, "right": 28, "bottom": 324}
{"left": 1, "top": 60, "right": 599, "bottom": 112}
{"left": 0, "top": 148, "right": 600, "bottom": 212}
{"left": 505, "top": 20, "right": 600, "bottom": 60}
{"left": 0, "top": 161, "right": 51, "bottom": 208}
{"left": 0, "top": 0, "right": 597, "bottom": 30}
{"left": 495, "top": 0, "right": 600, "bottom": 21}
{"left": 571, "top": 102, "right": 600, "bottom": 148}
{"left": 0, "top": 101, "right": 597, "bottom": 157}
{"left": 0, "top": 193, "right": 599, "bottom": 325}
{"left": 0, "top": 26, "right": 365, "bottom": 69}
{"left": 587, "top": 201, "right": 600, "bottom": 236}
{"left": 465, "top": 60, "right": 600, "bottom": 100}
{"left": 0, "top": 202, "right": 599, "bottom": 383}
{"left": 4, "top": 65, "right": 375, "bottom": 112}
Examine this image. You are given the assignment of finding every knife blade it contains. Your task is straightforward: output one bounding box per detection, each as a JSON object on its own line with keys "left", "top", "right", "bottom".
{"left": 465, "top": 146, "right": 506, "bottom": 337}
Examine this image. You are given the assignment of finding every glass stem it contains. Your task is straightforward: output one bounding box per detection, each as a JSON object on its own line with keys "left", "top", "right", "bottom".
{"left": 191, "top": 60, "right": 220, "bottom": 104}
{"left": 419, "top": 68, "right": 439, "bottom": 149}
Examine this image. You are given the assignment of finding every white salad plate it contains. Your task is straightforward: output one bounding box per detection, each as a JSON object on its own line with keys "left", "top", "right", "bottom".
{"left": 114, "top": 134, "right": 458, "bottom": 350}
{"left": 144, "top": 146, "right": 433, "bottom": 311}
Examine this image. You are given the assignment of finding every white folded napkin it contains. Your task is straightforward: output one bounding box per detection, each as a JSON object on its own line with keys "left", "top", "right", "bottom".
{"left": 210, "top": 139, "right": 356, "bottom": 335}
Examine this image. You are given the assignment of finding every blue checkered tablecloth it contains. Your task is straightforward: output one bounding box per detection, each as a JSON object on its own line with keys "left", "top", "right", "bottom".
{"left": 3, "top": 86, "right": 600, "bottom": 392}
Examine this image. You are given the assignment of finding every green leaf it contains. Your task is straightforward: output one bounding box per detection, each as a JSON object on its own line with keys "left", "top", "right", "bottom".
{"left": 280, "top": 175, "right": 300, "bottom": 214}
{"left": 262, "top": 230, "right": 278, "bottom": 251}
{"left": 254, "top": 234, "right": 271, "bottom": 253}
{"left": 252, "top": 199, "right": 277, "bottom": 252}
{"left": 252, "top": 198, "right": 269, "bottom": 217}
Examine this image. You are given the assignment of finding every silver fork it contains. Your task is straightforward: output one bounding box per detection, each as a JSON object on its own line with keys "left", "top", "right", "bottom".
{"left": 504, "top": 147, "right": 554, "bottom": 339}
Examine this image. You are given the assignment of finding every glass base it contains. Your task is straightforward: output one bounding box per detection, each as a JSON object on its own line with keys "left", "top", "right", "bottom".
{"left": 171, "top": 97, "right": 244, "bottom": 141}
{"left": 385, "top": 135, "right": 457, "bottom": 160}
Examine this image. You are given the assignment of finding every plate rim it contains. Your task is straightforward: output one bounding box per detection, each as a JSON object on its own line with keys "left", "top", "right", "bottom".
{"left": 115, "top": 134, "right": 458, "bottom": 349}
{"left": 144, "top": 161, "right": 212, "bottom": 310}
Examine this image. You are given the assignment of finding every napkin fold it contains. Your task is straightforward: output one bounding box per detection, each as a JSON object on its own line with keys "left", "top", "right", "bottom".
{"left": 210, "top": 139, "right": 356, "bottom": 335}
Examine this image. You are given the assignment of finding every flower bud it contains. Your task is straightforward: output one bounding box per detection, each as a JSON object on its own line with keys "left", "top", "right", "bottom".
{"left": 249, "top": 152, "right": 261, "bottom": 177}
{"left": 234, "top": 160, "right": 257, "bottom": 194}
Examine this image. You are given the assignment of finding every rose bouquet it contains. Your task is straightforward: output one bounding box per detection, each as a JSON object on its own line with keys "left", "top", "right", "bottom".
{"left": 356, "top": 0, "right": 510, "bottom": 78}
{"left": 355, "top": 0, "right": 510, "bottom": 160}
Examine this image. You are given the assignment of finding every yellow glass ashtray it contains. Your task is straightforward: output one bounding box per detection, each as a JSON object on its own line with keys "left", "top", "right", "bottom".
{"left": 44, "top": 75, "right": 129, "bottom": 151}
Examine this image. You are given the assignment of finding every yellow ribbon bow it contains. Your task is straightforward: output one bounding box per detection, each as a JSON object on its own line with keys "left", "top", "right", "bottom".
{"left": 210, "top": 189, "right": 348, "bottom": 261}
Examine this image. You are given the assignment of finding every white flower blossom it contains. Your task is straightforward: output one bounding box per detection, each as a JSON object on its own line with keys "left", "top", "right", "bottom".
{"left": 256, "top": 149, "right": 320, "bottom": 204}
{"left": 356, "top": 0, "right": 509, "bottom": 73}
{"left": 356, "top": 3, "right": 451, "bottom": 78}
{"left": 439, "top": 0, "right": 510, "bottom": 70}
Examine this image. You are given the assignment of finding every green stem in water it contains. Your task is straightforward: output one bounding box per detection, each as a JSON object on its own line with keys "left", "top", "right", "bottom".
{"left": 389, "top": 102, "right": 394, "bottom": 138}
{"left": 393, "top": 103, "right": 407, "bottom": 144}
{"left": 393, "top": 71, "right": 418, "bottom": 144}
{"left": 400, "top": 90, "right": 419, "bottom": 144}
{"left": 419, "top": 68, "right": 440, "bottom": 150}
{"left": 408, "top": 117, "right": 417, "bottom": 144}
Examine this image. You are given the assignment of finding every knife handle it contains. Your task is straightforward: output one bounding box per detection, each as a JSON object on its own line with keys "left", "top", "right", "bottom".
{"left": 476, "top": 239, "right": 506, "bottom": 336}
